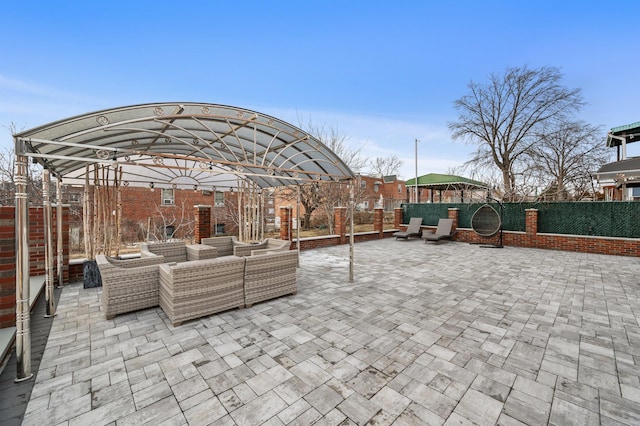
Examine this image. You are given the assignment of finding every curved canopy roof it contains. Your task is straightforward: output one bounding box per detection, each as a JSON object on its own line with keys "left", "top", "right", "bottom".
{"left": 14, "top": 102, "right": 355, "bottom": 190}
{"left": 405, "top": 173, "right": 488, "bottom": 190}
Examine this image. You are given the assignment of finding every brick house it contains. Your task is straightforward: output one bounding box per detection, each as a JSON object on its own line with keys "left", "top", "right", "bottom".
{"left": 63, "top": 185, "right": 243, "bottom": 248}
{"left": 596, "top": 121, "right": 640, "bottom": 201}
{"left": 355, "top": 175, "right": 406, "bottom": 211}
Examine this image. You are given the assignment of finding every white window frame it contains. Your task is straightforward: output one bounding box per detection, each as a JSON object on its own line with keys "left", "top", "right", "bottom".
{"left": 162, "top": 188, "right": 174, "bottom": 205}
{"left": 214, "top": 191, "right": 225, "bottom": 207}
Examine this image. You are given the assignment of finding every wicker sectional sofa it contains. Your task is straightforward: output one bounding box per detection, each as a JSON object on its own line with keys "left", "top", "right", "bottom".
{"left": 200, "top": 236, "right": 245, "bottom": 257}
{"left": 233, "top": 238, "right": 291, "bottom": 256}
{"left": 244, "top": 250, "right": 298, "bottom": 307}
{"left": 140, "top": 241, "right": 217, "bottom": 262}
{"left": 159, "top": 256, "right": 246, "bottom": 326}
{"left": 98, "top": 239, "right": 298, "bottom": 324}
{"left": 96, "top": 254, "right": 167, "bottom": 320}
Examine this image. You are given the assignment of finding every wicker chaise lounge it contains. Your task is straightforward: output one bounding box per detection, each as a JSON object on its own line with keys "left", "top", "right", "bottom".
{"left": 233, "top": 238, "right": 291, "bottom": 256}
{"left": 96, "top": 254, "right": 167, "bottom": 320}
{"left": 158, "top": 256, "right": 246, "bottom": 326}
{"left": 243, "top": 250, "right": 298, "bottom": 307}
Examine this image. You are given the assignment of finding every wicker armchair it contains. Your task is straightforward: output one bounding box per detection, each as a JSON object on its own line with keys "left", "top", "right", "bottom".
{"left": 96, "top": 254, "right": 167, "bottom": 320}
{"left": 233, "top": 238, "right": 291, "bottom": 256}
{"left": 243, "top": 250, "right": 298, "bottom": 308}
{"left": 159, "top": 256, "right": 246, "bottom": 326}
{"left": 201, "top": 236, "right": 244, "bottom": 257}
{"left": 140, "top": 241, "right": 188, "bottom": 263}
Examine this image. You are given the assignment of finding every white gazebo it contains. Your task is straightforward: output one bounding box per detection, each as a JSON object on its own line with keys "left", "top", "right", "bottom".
{"left": 12, "top": 102, "right": 356, "bottom": 380}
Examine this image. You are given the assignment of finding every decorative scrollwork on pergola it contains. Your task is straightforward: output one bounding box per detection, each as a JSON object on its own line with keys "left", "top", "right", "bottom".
{"left": 15, "top": 102, "right": 354, "bottom": 191}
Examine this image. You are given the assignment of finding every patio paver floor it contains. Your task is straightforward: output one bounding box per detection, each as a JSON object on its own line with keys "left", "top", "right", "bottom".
{"left": 16, "top": 239, "right": 640, "bottom": 425}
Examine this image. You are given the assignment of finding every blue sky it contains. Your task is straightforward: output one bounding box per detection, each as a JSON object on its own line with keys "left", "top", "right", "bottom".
{"left": 1, "top": 1, "right": 638, "bottom": 180}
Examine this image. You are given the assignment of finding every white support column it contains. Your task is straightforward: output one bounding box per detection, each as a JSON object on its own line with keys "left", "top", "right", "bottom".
{"left": 43, "top": 170, "right": 55, "bottom": 318}
{"left": 14, "top": 138, "right": 32, "bottom": 382}
{"left": 296, "top": 186, "right": 301, "bottom": 264}
{"left": 349, "top": 181, "right": 355, "bottom": 283}
{"left": 56, "top": 179, "right": 64, "bottom": 288}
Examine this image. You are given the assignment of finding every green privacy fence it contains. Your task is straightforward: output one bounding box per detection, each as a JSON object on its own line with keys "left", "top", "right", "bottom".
{"left": 402, "top": 202, "right": 640, "bottom": 238}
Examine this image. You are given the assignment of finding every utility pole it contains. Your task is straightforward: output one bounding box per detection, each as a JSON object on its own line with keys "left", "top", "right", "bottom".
{"left": 414, "top": 139, "right": 419, "bottom": 203}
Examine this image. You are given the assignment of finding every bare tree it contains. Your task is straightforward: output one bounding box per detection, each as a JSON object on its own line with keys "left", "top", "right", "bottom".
{"left": 147, "top": 199, "right": 196, "bottom": 242}
{"left": 526, "top": 120, "right": 610, "bottom": 200}
{"left": 0, "top": 123, "right": 43, "bottom": 205}
{"left": 368, "top": 154, "right": 403, "bottom": 177}
{"left": 449, "top": 65, "right": 584, "bottom": 201}
{"left": 290, "top": 120, "right": 367, "bottom": 230}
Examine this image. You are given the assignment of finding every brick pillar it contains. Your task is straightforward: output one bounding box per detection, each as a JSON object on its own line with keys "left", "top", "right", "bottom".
{"left": 526, "top": 209, "right": 538, "bottom": 236}
{"left": 194, "top": 205, "right": 212, "bottom": 243}
{"left": 0, "top": 207, "right": 15, "bottom": 328}
{"left": 394, "top": 207, "right": 403, "bottom": 229}
{"left": 334, "top": 207, "right": 347, "bottom": 245}
{"left": 280, "top": 206, "right": 292, "bottom": 240}
{"left": 448, "top": 208, "right": 459, "bottom": 231}
{"left": 374, "top": 208, "right": 384, "bottom": 238}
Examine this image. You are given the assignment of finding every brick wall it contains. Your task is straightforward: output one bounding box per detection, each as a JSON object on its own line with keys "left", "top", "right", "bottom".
{"left": 295, "top": 230, "right": 397, "bottom": 251}
{"left": 119, "top": 186, "right": 237, "bottom": 240}
{"left": 395, "top": 208, "right": 640, "bottom": 257}
{"left": 0, "top": 206, "right": 70, "bottom": 329}
{"left": 0, "top": 207, "right": 15, "bottom": 328}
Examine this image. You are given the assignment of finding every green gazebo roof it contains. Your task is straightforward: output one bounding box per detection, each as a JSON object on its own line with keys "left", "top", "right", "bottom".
{"left": 405, "top": 173, "right": 488, "bottom": 189}
{"left": 606, "top": 121, "right": 640, "bottom": 148}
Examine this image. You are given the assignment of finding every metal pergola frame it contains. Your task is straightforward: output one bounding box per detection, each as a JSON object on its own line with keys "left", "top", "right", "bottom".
{"left": 12, "top": 102, "right": 357, "bottom": 381}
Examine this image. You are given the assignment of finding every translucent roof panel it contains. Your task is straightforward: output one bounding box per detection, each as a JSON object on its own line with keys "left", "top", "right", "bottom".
{"left": 14, "top": 102, "right": 355, "bottom": 189}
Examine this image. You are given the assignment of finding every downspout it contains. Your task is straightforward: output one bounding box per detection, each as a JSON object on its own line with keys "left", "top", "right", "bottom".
{"left": 608, "top": 134, "right": 629, "bottom": 200}
{"left": 14, "top": 138, "right": 32, "bottom": 381}
{"left": 608, "top": 133, "right": 627, "bottom": 160}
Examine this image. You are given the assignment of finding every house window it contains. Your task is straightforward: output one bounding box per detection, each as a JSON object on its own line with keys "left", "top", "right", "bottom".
{"left": 360, "top": 180, "right": 366, "bottom": 188}
{"left": 164, "top": 225, "right": 175, "bottom": 239}
{"left": 398, "top": 184, "right": 402, "bottom": 194}
{"left": 215, "top": 223, "right": 225, "bottom": 235}
{"left": 214, "top": 191, "right": 225, "bottom": 206}
{"left": 162, "top": 188, "right": 174, "bottom": 205}
{"left": 374, "top": 184, "right": 379, "bottom": 193}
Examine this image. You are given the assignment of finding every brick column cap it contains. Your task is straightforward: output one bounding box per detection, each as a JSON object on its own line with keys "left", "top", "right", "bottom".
{"left": 447, "top": 208, "right": 460, "bottom": 211}
{"left": 194, "top": 205, "right": 212, "bottom": 209}
{"left": 525, "top": 208, "right": 538, "bottom": 212}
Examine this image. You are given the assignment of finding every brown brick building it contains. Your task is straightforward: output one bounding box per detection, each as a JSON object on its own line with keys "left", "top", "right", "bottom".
{"left": 64, "top": 185, "right": 246, "bottom": 247}
{"left": 355, "top": 175, "right": 406, "bottom": 211}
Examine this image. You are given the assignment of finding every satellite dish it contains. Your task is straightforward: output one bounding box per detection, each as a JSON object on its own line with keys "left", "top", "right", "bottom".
{"left": 471, "top": 204, "right": 501, "bottom": 237}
